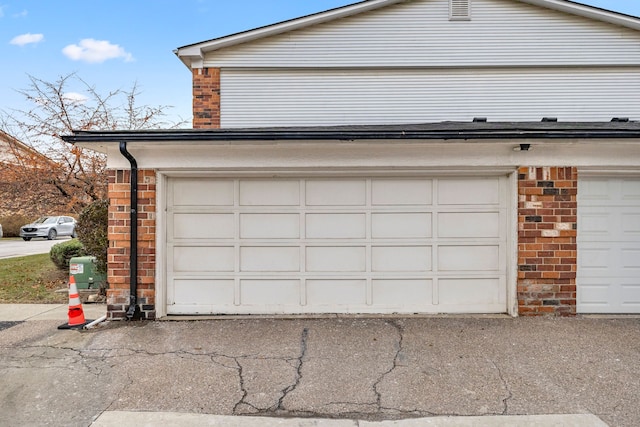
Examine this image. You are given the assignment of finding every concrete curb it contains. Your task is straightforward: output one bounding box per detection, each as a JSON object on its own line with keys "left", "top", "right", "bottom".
{"left": 90, "top": 412, "right": 609, "bottom": 426}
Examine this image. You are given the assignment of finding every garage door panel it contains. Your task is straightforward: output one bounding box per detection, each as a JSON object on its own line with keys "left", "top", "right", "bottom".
{"left": 371, "top": 213, "right": 432, "bottom": 238}
{"left": 306, "top": 214, "right": 366, "bottom": 239}
{"left": 621, "top": 283, "right": 640, "bottom": 305}
{"left": 306, "top": 246, "right": 366, "bottom": 272}
{"left": 307, "top": 280, "right": 367, "bottom": 305}
{"left": 372, "top": 246, "right": 432, "bottom": 272}
{"left": 171, "top": 279, "right": 235, "bottom": 306}
{"left": 581, "top": 210, "right": 640, "bottom": 241}
{"left": 372, "top": 280, "right": 432, "bottom": 305}
{"left": 580, "top": 281, "right": 640, "bottom": 313}
{"left": 173, "top": 246, "right": 235, "bottom": 272}
{"left": 172, "top": 179, "right": 234, "bottom": 206}
{"left": 438, "top": 278, "right": 504, "bottom": 306}
{"left": 580, "top": 244, "right": 640, "bottom": 276}
{"left": 371, "top": 179, "right": 433, "bottom": 205}
{"left": 241, "top": 280, "right": 301, "bottom": 305}
{"left": 621, "top": 180, "right": 640, "bottom": 203}
{"left": 306, "top": 180, "right": 366, "bottom": 206}
{"left": 580, "top": 179, "right": 611, "bottom": 201}
{"left": 622, "top": 212, "right": 640, "bottom": 234}
{"left": 438, "top": 179, "right": 500, "bottom": 205}
{"left": 240, "top": 214, "right": 300, "bottom": 239}
{"left": 581, "top": 178, "right": 640, "bottom": 206}
{"left": 579, "top": 280, "right": 610, "bottom": 306}
{"left": 240, "top": 180, "right": 300, "bottom": 206}
{"left": 167, "top": 176, "right": 509, "bottom": 315}
{"left": 173, "top": 213, "right": 235, "bottom": 239}
{"left": 240, "top": 247, "right": 300, "bottom": 272}
{"left": 439, "top": 246, "right": 500, "bottom": 271}
{"left": 578, "top": 247, "right": 610, "bottom": 273}
{"left": 579, "top": 212, "right": 611, "bottom": 235}
{"left": 438, "top": 212, "right": 501, "bottom": 238}
{"left": 622, "top": 249, "right": 640, "bottom": 270}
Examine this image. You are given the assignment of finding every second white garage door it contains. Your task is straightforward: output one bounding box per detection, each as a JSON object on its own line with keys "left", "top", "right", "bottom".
{"left": 578, "top": 177, "right": 640, "bottom": 313}
{"left": 165, "top": 176, "right": 509, "bottom": 315}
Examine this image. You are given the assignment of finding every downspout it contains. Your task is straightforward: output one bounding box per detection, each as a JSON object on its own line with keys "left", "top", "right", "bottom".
{"left": 119, "top": 141, "right": 141, "bottom": 320}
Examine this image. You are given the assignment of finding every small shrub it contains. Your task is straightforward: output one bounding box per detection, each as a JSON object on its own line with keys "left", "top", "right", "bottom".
{"left": 0, "top": 214, "right": 31, "bottom": 237}
{"left": 50, "top": 239, "right": 86, "bottom": 271}
{"left": 76, "top": 200, "right": 108, "bottom": 276}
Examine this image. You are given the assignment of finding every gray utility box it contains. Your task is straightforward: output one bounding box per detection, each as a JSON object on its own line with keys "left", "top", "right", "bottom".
{"left": 69, "top": 256, "right": 106, "bottom": 290}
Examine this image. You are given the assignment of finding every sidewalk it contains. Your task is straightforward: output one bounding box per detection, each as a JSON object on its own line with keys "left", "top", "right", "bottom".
{"left": 0, "top": 303, "right": 106, "bottom": 321}
{"left": 92, "top": 411, "right": 608, "bottom": 426}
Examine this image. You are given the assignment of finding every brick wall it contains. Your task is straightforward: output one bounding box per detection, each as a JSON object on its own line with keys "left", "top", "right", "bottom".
{"left": 518, "top": 167, "right": 577, "bottom": 316}
{"left": 107, "top": 169, "right": 157, "bottom": 320}
{"left": 193, "top": 67, "right": 221, "bottom": 129}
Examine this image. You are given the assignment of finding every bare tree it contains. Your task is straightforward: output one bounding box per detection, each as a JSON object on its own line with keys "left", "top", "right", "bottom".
{"left": 0, "top": 73, "right": 186, "bottom": 216}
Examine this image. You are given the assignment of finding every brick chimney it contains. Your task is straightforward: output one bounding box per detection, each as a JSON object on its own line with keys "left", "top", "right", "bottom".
{"left": 192, "top": 67, "right": 221, "bottom": 129}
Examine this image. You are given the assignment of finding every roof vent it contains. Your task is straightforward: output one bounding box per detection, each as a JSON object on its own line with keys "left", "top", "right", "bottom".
{"left": 450, "top": 0, "right": 471, "bottom": 21}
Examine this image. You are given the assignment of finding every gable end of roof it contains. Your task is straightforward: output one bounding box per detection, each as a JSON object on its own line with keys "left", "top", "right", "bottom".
{"left": 175, "top": 0, "right": 640, "bottom": 69}
{"left": 175, "top": 0, "right": 406, "bottom": 68}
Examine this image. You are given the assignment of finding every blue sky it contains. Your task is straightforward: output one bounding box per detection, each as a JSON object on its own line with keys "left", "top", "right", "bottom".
{"left": 1, "top": 0, "right": 639, "bottom": 127}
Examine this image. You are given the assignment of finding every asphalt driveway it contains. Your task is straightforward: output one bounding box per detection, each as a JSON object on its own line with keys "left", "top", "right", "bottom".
{"left": 0, "top": 316, "right": 638, "bottom": 426}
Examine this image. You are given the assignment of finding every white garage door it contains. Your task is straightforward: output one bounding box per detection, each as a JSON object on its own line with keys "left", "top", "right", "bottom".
{"left": 165, "top": 176, "right": 508, "bottom": 315}
{"left": 578, "top": 177, "right": 640, "bottom": 313}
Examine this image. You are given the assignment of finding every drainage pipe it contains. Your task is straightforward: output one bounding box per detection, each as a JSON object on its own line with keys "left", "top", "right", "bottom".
{"left": 83, "top": 315, "right": 108, "bottom": 330}
{"left": 119, "top": 141, "right": 140, "bottom": 320}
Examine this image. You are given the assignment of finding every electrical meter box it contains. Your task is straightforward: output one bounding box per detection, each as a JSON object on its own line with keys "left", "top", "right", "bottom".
{"left": 69, "top": 256, "right": 106, "bottom": 290}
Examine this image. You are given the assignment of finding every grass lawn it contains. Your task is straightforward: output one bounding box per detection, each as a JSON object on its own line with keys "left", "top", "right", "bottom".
{"left": 0, "top": 254, "right": 68, "bottom": 303}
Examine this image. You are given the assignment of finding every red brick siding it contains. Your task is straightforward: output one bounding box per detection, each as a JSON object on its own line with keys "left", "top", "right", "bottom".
{"left": 107, "top": 169, "right": 157, "bottom": 320}
{"left": 193, "top": 67, "right": 221, "bottom": 129}
{"left": 518, "top": 167, "right": 577, "bottom": 316}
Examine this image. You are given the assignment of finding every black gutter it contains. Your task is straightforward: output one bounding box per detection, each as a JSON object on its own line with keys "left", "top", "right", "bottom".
{"left": 63, "top": 123, "right": 640, "bottom": 144}
{"left": 119, "top": 141, "right": 141, "bottom": 320}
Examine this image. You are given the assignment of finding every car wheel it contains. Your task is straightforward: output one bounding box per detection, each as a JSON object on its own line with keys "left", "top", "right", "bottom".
{"left": 72, "top": 229, "right": 77, "bottom": 238}
{"left": 47, "top": 229, "right": 57, "bottom": 240}
{"left": 23, "top": 237, "right": 32, "bottom": 241}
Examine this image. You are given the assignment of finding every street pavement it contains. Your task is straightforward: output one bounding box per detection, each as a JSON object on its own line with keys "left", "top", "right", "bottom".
{"left": 0, "top": 236, "right": 72, "bottom": 259}
{"left": 0, "top": 304, "right": 638, "bottom": 426}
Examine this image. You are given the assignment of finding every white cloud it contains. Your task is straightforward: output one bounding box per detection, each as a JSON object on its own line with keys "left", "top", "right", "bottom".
{"left": 13, "top": 10, "right": 28, "bottom": 18}
{"left": 62, "top": 38, "right": 134, "bottom": 63}
{"left": 0, "top": 5, "right": 5, "bottom": 18}
{"left": 10, "top": 33, "right": 44, "bottom": 46}
{"left": 63, "top": 92, "right": 89, "bottom": 104}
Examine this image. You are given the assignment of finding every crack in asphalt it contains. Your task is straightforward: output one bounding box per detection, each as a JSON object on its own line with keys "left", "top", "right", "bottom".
{"left": 304, "top": 320, "right": 439, "bottom": 419}
{"left": 229, "top": 327, "right": 309, "bottom": 415}
{"left": 231, "top": 356, "right": 261, "bottom": 414}
{"left": 489, "top": 359, "right": 513, "bottom": 415}
{"left": 0, "top": 323, "right": 513, "bottom": 420}
{"left": 373, "top": 320, "right": 404, "bottom": 411}
{"left": 275, "top": 327, "right": 309, "bottom": 411}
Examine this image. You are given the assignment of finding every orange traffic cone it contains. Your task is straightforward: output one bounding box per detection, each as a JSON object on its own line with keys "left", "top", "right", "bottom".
{"left": 58, "top": 276, "right": 88, "bottom": 329}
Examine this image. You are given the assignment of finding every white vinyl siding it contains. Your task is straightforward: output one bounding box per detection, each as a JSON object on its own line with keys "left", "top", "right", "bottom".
{"left": 166, "top": 176, "right": 509, "bottom": 315}
{"left": 206, "top": 0, "right": 640, "bottom": 68}
{"left": 220, "top": 68, "right": 640, "bottom": 127}
{"left": 578, "top": 177, "right": 640, "bottom": 314}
